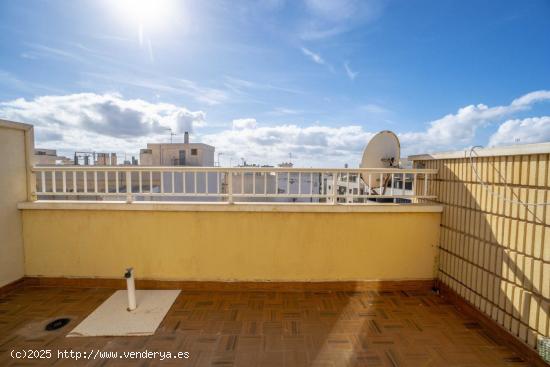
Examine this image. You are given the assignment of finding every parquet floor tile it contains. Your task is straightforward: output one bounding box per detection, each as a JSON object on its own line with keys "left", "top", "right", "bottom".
{"left": 0, "top": 287, "right": 528, "bottom": 366}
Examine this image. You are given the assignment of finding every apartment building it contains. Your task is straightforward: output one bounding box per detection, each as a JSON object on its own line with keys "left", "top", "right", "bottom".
{"left": 139, "top": 132, "right": 214, "bottom": 166}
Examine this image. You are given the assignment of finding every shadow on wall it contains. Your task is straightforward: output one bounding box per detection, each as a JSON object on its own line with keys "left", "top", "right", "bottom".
{"left": 434, "top": 156, "right": 549, "bottom": 351}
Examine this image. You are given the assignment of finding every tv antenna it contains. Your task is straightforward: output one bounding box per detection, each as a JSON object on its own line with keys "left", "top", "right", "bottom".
{"left": 165, "top": 128, "right": 177, "bottom": 144}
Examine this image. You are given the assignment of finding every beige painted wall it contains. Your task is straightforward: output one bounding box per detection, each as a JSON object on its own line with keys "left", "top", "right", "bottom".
{"left": 21, "top": 209, "right": 440, "bottom": 281}
{"left": 413, "top": 144, "right": 550, "bottom": 349}
{"left": 0, "top": 120, "right": 33, "bottom": 287}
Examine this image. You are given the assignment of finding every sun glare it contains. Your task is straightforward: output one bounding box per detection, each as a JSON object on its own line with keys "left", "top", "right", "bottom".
{"left": 111, "top": 0, "right": 176, "bottom": 35}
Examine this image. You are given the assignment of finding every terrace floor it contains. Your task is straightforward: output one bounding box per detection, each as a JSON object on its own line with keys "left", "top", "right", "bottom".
{"left": 0, "top": 286, "right": 528, "bottom": 367}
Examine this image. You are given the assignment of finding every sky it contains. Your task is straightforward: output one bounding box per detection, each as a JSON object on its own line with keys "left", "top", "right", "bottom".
{"left": 0, "top": 0, "right": 549, "bottom": 167}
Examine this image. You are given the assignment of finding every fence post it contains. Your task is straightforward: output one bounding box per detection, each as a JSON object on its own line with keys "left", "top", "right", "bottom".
{"left": 227, "top": 171, "right": 234, "bottom": 204}
{"left": 126, "top": 171, "right": 133, "bottom": 203}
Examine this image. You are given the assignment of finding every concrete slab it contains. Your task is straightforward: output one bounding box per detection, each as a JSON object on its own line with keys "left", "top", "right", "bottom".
{"left": 67, "top": 290, "right": 180, "bottom": 337}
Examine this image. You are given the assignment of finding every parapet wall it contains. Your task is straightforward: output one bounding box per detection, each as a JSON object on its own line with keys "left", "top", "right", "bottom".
{"left": 19, "top": 203, "right": 441, "bottom": 282}
{"left": 0, "top": 120, "right": 33, "bottom": 287}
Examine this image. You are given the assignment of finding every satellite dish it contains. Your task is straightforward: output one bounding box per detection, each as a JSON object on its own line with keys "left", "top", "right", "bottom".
{"left": 360, "top": 130, "right": 400, "bottom": 194}
{"left": 360, "top": 130, "right": 400, "bottom": 169}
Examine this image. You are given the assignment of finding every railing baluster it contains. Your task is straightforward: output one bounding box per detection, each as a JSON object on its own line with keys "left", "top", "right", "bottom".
{"left": 227, "top": 171, "right": 233, "bottom": 203}
{"left": 139, "top": 171, "right": 142, "bottom": 194}
{"left": 310, "top": 173, "right": 313, "bottom": 196}
{"left": 172, "top": 171, "right": 175, "bottom": 194}
{"left": 62, "top": 171, "right": 66, "bottom": 193}
{"left": 74, "top": 171, "right": 78, "bottom": 193}
{"left": 241, "top": 172, "right": 244, "bottom": 195}
{"left": 253, "top": 171, "right": 256, "bottom": 196}
{"left": 83, "top": 171, "right": 87, "bottom": 193}
{"left": 346, "top": 172, "right": 350, "bottom": 202}
{"left": 115, "top": 171, "right": 119, "bottom": 193}
{"left": 182, "top": 172, "right": 186, "bottom": 194}
{"left": 368, "top": 174, "right": 372, "bottom": 197}
{"left": 194, "top": 172, "right": 197, "bottom": 194}
{"left": 275, "top": 172, "right": 279, "bottom": 196}
{"left": 331, "top": 172, "right": 337, "bottom": 204}
{"left": 264, "top": 172, "right": 267, "bottom": 196}
{"left": 298, "top": 172, "right": 302, "bottom": 196}
{"left": 51, "top": 171, "right": 56, "bottom": 193}
{"left": 39, "top": 171, "right": 45, "bottom": 193}
{"left": 424, "top": 173, "right": 428, "bottom": 196}
{"left": 205, "top": 171, "right": 209, "bottom": 195}
{"left": 126, "top": 171, "right": 132, "bottom": 203}
{"left": 94, "top": 171, "right": 98, "bottom": 193}
{"left": 104, "top": 171, "right": 107, "bottom": 193}
{"left": 149, "top": 171, "right": 153, "bottom": 194}
{"left": 286, "top": 172, "right": 290, "bottom": 195}
{"left": 160, "top": 171, "right": 164, "bottom": 194}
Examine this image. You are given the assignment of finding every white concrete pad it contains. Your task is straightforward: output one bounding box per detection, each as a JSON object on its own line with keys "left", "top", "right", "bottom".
{"left": 67, "top": 290, "right": 180, "bottom": 337}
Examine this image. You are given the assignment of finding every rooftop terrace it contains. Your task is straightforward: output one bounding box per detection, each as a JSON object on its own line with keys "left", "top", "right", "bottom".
{"left": 1, "top": 119, "right": 549, "bottom": 366}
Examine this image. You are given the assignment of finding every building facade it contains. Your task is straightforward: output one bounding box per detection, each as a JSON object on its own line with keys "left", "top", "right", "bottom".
{"left": 34, "top": 149, "right": 72, "bottom": 165}
{"left": 139, "top": 133, "right": 215, "bottom": 166}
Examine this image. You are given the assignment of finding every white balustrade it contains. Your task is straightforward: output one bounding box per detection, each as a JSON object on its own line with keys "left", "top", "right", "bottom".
{"left": 32, "top": 166, "right": 437, "bottom": 204}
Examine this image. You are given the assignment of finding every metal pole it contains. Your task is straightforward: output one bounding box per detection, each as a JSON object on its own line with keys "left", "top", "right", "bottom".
{"left": 125, "top": 268, "right": 136, "bottom": 311}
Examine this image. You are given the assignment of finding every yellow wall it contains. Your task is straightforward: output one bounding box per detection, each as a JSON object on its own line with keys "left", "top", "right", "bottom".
{"left": 21, "top": 209, "right": 440, "bottom": 281}
{"left": 0, "top": 120, "right": 33, "bottom": 287}
{"left": 414, "top": 147, "right": 550, "bottom": 348}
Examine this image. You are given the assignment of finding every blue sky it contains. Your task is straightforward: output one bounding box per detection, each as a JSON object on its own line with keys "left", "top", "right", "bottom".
{"left": 0, "top": 0, "right": 549, "bottom": 166}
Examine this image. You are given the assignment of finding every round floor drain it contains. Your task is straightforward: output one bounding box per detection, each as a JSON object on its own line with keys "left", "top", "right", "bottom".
{"left": 45, "top": 318, "right": 71, "bottom": 331}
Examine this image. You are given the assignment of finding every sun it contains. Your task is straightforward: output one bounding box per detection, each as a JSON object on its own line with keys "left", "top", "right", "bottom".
{"left": 110, "top": 0, "right": 176, "bottom": 36}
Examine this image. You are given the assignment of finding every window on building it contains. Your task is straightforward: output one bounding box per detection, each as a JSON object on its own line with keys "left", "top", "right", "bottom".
{"left": 191, "top": 149, "right": 198, "bottom": 156}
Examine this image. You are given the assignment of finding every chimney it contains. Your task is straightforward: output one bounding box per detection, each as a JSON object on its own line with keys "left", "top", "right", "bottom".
{"left": 184, "top": 131, "right": 189, "bottom": 144}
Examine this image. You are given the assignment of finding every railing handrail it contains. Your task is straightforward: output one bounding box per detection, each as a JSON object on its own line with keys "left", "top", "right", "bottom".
{"left": 32, "top": 165, "right": 438, "bottom": 174}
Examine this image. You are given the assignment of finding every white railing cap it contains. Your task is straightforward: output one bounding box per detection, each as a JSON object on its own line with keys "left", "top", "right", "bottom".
{"left": 32, "top": 165, "right": 438, "bottom": 174}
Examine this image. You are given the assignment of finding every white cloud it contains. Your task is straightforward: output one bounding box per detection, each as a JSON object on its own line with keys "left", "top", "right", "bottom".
{"left": 0, "top": 93, "right": 205, "bottom": 154}
{"left": 301, "top": 47, "right": 325, "bottom": 65}
{"left": 203, "top": 90, "right": 550, "bottom": 166}
{"left": 511, "top": 90, "right": 550, "bottom": 107}
{"left": 344, "top": 62, "right": 358, "bottom": 80}
{"left": 202, "top": 123, "right": 373, "bottom": 167}
{"left": 399, "top": 90, "right": 550, "bottom": 154}
{"left": 1, "top": 90, "right": 549, "bottom": 167}
{"left": 489, "top": 116, "right": 550, "bottom": 146}
{"left": 232, "top": 118, "right": 257, "bottom": 129}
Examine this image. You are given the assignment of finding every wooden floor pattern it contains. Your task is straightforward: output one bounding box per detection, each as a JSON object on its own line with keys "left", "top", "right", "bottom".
{"left": 0, "top": 287, "right": 528, "bottom": 366}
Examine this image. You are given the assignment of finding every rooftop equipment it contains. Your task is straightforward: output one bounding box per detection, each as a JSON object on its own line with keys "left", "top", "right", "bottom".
{"left": 359, "top": 130, "right": 401, "bottom": 197}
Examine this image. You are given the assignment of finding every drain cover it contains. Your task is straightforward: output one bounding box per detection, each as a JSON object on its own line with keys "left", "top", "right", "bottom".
{"left": 45, "top": 318, "right": 71, "bottom": 331}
